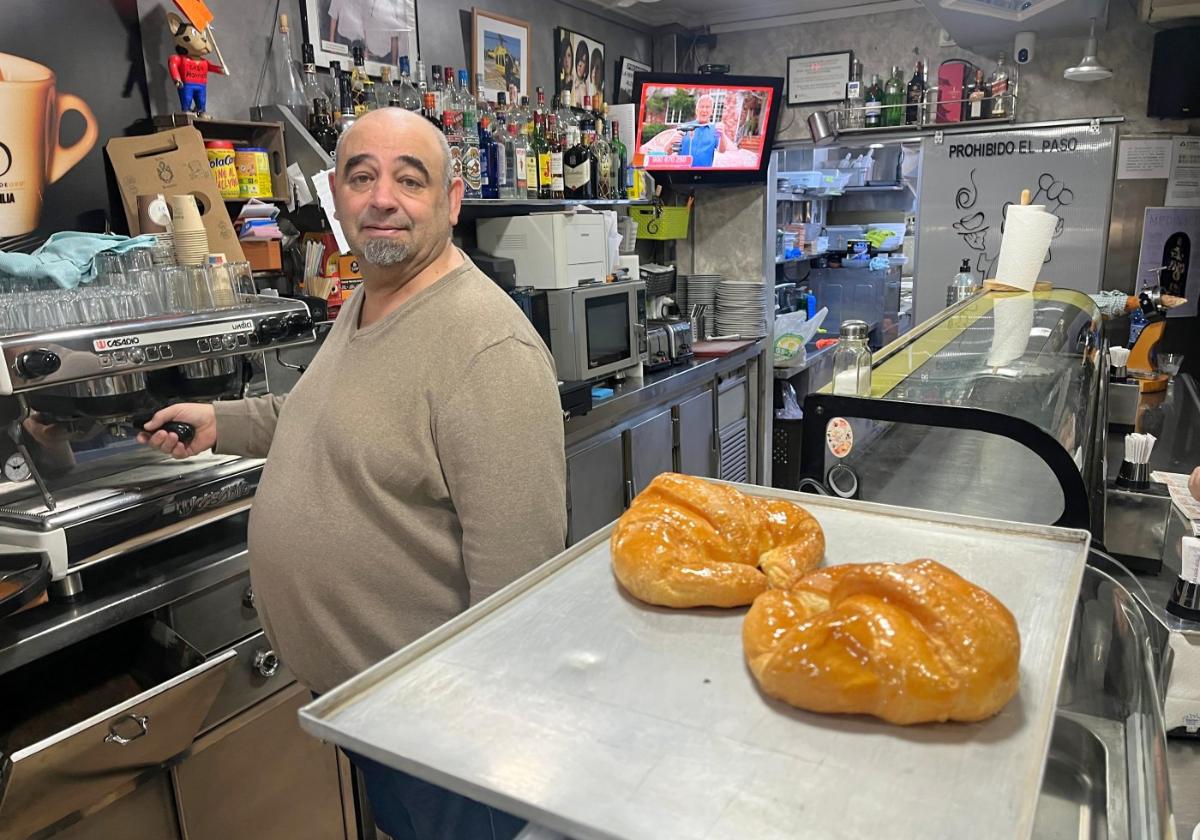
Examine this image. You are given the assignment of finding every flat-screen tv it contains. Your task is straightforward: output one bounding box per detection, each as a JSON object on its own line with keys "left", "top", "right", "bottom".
{"left": 631, "top": 72, "right": 784, "bottom": 185}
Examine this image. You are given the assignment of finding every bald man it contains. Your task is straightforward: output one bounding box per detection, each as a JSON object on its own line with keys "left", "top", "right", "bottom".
{"left": 141, "top": 109, "right": 565, "bottom": 839}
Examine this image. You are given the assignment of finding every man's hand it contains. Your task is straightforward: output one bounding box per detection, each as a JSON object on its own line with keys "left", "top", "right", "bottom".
{"left": 1189, "top": 466, "right": 1200, "bottom": 503}
{"left": 138, "top": 403, "right": 217, "bottom": 459}
{"left": 175, "top": 79, "right": 183, "bottom": 88}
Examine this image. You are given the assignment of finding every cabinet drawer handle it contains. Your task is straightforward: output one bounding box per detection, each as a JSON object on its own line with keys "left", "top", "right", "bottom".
{"left": 253, "top": 649, "right": 280, "bottom": 678}
{"left": 242, "top": 585, "right": 256, "bottom": 611}
{"left": 104, "top": 714, "right": 149, "bottom": 746}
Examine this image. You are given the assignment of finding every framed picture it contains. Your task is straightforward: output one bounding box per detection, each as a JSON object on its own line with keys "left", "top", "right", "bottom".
{"left": 555, "top": 27, "right": 606, "bottom": 107}
{"left": 616, "top": 56, "right": 651, "bottom": 104}
{"left": 472, "top": 8, "right": 530, "bottom": 101}
{"left": 786, "top": 51, "right": 852, "bottom": 106}
{"left": 302, "top": 0, "right": 419, "bottom": 77}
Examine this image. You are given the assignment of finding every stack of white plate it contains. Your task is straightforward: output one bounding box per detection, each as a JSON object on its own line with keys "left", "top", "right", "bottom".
{"left": 682, "top": 274, "right": 721, "bottom": 338}
{"left": 716, "top": 280, "right": 768, "bottom": 339}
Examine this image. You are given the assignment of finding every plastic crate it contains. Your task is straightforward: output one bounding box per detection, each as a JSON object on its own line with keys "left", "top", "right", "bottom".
{"left": 630, "top": 205, "right": 691, "bottom": 240}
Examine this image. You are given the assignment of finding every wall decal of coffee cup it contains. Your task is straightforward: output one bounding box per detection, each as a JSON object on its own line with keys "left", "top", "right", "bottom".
{"left": 0, "top": 52, "right": 99, "bottom": 238}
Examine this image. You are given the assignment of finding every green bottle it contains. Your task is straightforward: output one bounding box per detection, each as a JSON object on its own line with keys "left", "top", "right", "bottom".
{"left": 883, "top": 65, "right": 904, "bottom": 127}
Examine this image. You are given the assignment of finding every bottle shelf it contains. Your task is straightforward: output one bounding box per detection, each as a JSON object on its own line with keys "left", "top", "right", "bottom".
{"left": 460, "top": 198, "right": 650, "bottom": 207}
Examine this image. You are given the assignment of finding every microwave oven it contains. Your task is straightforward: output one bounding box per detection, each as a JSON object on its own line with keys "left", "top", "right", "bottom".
{"left": 540, "top": 280, "right": 646, "bottom": 381}
{"left": 475, "top": 212, "right": 610, "bottom": 290}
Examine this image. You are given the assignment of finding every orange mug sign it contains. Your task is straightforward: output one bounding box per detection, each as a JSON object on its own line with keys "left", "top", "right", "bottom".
{"left": 826, "top": 417, "right": 854, "bottom": 459}
{"left": 0, "top": 52, "right": 99, "bottom": 238}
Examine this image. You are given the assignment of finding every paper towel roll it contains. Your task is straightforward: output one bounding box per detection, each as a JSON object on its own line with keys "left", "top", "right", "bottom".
{"left": 995, "top": 204, "right": 1057, "bottom": 292}
{"left": 987, "top": 293, "right": 1035, "bottom": 367}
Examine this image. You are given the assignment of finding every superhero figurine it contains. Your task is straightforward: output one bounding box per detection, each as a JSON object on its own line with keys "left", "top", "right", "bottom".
{"left": 167, "top": 12, "right": 225, "bottom": 118}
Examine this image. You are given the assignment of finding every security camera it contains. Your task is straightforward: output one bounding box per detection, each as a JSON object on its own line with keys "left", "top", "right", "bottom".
{"left": 1015, "top": 31, "right": 1035, "bottom": 64}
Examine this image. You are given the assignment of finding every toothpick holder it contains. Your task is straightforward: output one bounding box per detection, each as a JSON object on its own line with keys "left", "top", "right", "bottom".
{"left": 1116, "top": 460, "right": 1150, "bottom": 490}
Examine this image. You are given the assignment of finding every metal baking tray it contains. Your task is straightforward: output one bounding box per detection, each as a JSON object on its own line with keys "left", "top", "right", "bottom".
{"left": 301, "top": 485, "right": 1090, "bottom": 840}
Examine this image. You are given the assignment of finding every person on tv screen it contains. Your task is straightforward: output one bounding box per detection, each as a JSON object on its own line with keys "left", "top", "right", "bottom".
{"left": 639, "top": 93, "right": 731, "bottom": 167}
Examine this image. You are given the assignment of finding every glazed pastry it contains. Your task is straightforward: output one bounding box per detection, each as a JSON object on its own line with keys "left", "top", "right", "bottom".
{"left": 743, "top": 559, "right": 1020, "bottom": 724}
{"left": 610, "top": 473, "right": 825, "bottom": 608}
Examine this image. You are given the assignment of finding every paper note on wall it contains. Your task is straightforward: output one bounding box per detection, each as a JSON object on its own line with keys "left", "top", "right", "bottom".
{"left": 313, "top": 167, "right": 351, "bottom": 255}
{"left": 1167, "top": 137, "right": 1200, "bottom": 207}
{"left": 1116, "top": 138, "right": 1172, "bottom": 180}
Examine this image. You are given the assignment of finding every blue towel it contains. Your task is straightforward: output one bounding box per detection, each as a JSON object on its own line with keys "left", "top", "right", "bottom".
{"left": 0, "top": 232, "right": 160, "bottom": 289}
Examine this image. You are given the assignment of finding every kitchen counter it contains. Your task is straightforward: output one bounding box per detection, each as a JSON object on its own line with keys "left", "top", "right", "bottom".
{"left": 564, "top": 340, "right": 763, "bottom": 449}
{"left": 0, "top": 514, "right": 250, "bottom": 678}
{"left": 773, "top": 342, "right": 836, "bottom": 379}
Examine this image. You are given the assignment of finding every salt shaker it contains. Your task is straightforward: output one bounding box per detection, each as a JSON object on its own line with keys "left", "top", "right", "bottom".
{"left": 831, "top": 320, "right": 873, "bottom": 396}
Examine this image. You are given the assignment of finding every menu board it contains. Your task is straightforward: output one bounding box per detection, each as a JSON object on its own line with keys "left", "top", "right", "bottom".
{"left": 914, "top": 122, "right": 1117, "bottom": 325}
{"left": 787, "top": 52, "right": 851, "bottom": 106}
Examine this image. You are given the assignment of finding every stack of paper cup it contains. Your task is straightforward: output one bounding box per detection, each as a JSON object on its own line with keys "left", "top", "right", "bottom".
{"left": 170, "top": 194, "right": 210, "bottom": 266}
{"left": 995, "top": 204, "right": 1057, "bottom": 291}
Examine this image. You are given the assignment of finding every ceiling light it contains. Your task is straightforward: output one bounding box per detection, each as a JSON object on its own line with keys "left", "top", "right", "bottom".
{"left": 1064, "top": 18, "right": 1112, "bottom": 82}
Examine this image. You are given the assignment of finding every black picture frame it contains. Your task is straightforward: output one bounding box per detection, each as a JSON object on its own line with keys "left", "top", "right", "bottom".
{"left": 616, "top": 55, "right": 651, "bottom": 104}
{"left": 786, "top": 51, "right": 853, "bottom": 106}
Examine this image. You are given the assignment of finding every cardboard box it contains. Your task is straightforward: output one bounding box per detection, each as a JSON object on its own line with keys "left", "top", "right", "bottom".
{"left": 242, "top": 239, "right": 282, "bottom": 272}
{"left": 936, "top": 60, "right": 973, "bottom": 125}
{"left": 150, "top": 115, "right": 289, "bottom": 201}
{"left": 106, "top": 127, "right": 245, "bottom": 262}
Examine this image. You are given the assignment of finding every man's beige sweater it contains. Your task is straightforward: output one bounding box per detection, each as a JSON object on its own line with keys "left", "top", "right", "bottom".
{"left": 214, "top": 258, "right": 567, "bottom": 692}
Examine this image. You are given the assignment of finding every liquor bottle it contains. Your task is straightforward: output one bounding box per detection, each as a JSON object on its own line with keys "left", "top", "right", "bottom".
{"left": 460, "top": 114, "right": 481, "bottom": 198}
{"left": 535, "top": 86, "right": 547, "bottom": 120}
{"left": 310, "top": 99, "right": 339, "bottom": 156}
{"left": 443, "top": 68, "right": 462, "bottom": 137}
{"left": 966, "top": 68, "right": 986, "bottom": 121}
{"left": 547, "top": 114, "right": 565, "bottom": 199}
{"left": 883, "top": 66, "right": 903, "bottom": 127}
{"left": 986, "top": 53, "right": 1013, "bottom": 119}
{"left": 350, "top": 45, "right": 370, "bottom": 116}
{"left": 863, "top": 75, "right": 882, "bottom": 128}
{"left": 430, "top": 65, "right": 444, "bottom": 115}
{"left": 269, "top": 15, "right": 309, "bottom": 126}
{"left": 591, "top": 116, "right": 612, "bottom": 199}
{"left": 516, "top": 96, "right": 533, "bottom": 136}
{"left": 443, "top": 95, "right": 465, "bottom": 190}
{"left": 395, "top": 56, "right": 422, "bottom": 111}
{"left": 532, "top": 112, "right": 551, "bottom": 199}
{"left": 494, "top": 92, "right": 508, "bottom": 132}
{"left": 479, "top": 119, "right": 498, "bottom": 199}
{"left": 563, "top": 124, "right": 592, "bottom": 199}
{"left": 500, "top": 122, "right": 520, "bottom": 198}
{"left": 556, "top": 90, "right": 579, "bottom": 133}
{"left": 337, "top": 73, "right": 357, "bottom": 135}
{"left": 326, "top": 60, "right": 343, "bottom": 115}
{"left": 376, "top": 66, "right": 396, "bottom": 109}
{"left": 905, "top": 60, "right": 925, "bottom": 126}
{"left": 422, "top": 92, "right": 439, "bottom": 129}
{"left": 301, "top": 44, "right": 330, "bottom": 133}
{"left": 610, "top": 120, "right": 628, "bottom": 200}
{"left": 474, "top": 72, "right": 492, "bottom": 123}
{"left": 845, "top": 60, "right": 864, "bottom": 129}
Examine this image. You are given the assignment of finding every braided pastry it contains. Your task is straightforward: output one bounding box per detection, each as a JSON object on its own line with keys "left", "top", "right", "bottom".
{"left": 610, "top": 473, "right": 825, "bottom": 608}
{"left": 743, "top": 559, "right": 1020, "bottom": 724}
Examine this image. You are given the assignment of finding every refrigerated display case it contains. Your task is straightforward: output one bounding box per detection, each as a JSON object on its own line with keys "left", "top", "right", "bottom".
{"left": 799, "top": 289, "right": 1107, "bottom": 537}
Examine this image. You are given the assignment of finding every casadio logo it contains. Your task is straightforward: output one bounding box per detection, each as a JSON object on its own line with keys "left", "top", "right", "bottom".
{"left": 94, "top": 336, "right": 140, "bottom": 350}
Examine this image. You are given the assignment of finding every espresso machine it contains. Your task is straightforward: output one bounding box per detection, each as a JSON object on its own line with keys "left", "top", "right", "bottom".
{"left": 0, "top": 290, "right": 315, "bottom": 609}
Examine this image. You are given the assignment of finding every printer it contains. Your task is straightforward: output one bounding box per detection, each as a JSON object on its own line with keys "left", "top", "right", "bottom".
{"left": 476, "top": 212, "right": 610, "bottom": 290}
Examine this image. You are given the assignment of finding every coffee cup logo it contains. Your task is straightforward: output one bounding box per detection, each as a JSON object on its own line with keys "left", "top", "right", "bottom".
{"left": 0, "top": 52, "right": 99, "bottom": 238}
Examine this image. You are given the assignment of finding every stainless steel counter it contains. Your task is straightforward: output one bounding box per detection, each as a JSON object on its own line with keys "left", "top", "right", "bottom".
{"left": 0, "top": 515, "right": 249, "bottom": 678}
{"left": 564, "top": 341, "right": 763, "bottom": 449}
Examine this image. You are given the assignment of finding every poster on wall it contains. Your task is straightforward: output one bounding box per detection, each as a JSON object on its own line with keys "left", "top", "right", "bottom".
{"left": 555, "top": 28, "right": 605, "bottom": 107}
{"left": 1137, "top": 207, "right": 1200, "bottom": 318}
{"left": 471, "top": 9, "right": 529, "bottom": 101}
{"left": 617, "top": 56, "right": 651, "bottom": 104}
{"left": 303, "top": 0, "right": 419, "bottom": 77}
{"left": 0, "top": 0, "right": 150, "bottom": 253}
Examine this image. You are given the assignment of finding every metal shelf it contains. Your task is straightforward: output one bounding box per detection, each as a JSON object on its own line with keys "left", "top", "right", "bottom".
{"left": 842, "top": 184, "right": 905, "bottom": 193}
{"left": 776, "top": 252, "right": 825, "bottom": 264}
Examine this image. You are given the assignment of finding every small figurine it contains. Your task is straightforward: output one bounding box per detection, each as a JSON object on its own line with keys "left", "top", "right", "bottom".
{"left": 167, "top": 12, "right": 226, "bottom": 118}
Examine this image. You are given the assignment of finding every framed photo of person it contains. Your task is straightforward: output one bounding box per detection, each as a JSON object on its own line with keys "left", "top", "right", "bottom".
{"left": 303, "top": 0, "right": 419, "bottom": 77}
{"left": 555, "top": 27, "right": 606, "bottom": 107}
{"left": 616, "top": 55, "right": 651, "bottom": 104}
{"left": 786, "top": 51, "right": 852, "bottom": 106}
{"left": 471, "top": 8, "right": 530, "bottom": 101}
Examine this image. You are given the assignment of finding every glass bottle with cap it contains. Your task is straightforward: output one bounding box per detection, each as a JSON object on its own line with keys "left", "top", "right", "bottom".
{"left": 831, "top": 320, "right": 873, "bottom": 396}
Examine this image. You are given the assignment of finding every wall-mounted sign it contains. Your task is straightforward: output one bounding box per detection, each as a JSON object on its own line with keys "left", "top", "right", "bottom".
{"left": 786, "top": 51, "right": 851, "bottom": 106}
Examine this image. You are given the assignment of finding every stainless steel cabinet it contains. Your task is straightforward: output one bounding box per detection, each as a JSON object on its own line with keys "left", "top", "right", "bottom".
{"left": 626, "top": 409, "right": 674, "bottom": 497}
{"left": 48, "top": 774, "right": 179, "bottom": 840}
{"left": 173, "top": 684, "right": 347, "bottom": 840}
{"left": 676, "top": 389, "right": 715, "bottom": 478}
{"left": 566, "top": 433, "right": 625, "bottom": 545}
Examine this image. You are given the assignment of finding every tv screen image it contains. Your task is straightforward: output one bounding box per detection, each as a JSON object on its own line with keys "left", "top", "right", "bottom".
{"left": 633, "top": 78, "right": 780, "bottom": 179}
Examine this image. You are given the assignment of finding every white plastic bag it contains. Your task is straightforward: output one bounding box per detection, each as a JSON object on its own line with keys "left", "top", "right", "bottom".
{"left": 774, "top": 306, "right": 827, "bottom": 367}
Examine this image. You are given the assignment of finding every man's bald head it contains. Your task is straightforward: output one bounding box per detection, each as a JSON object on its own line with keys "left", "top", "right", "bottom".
{"left": 335, "top": 108, "right": 454, "bottom": 193}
